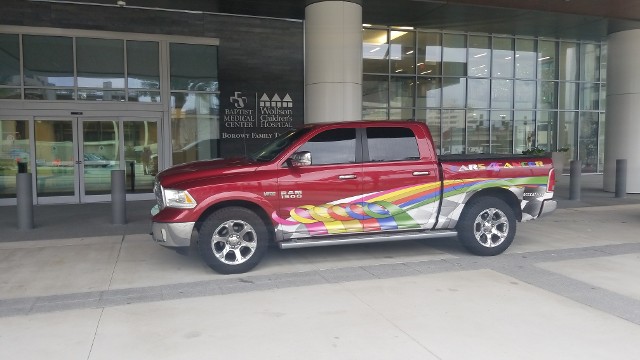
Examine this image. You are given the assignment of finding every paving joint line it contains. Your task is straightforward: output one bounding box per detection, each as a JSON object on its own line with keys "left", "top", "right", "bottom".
{"left": 0, "top": 242, "right": 639, "bottom": 318}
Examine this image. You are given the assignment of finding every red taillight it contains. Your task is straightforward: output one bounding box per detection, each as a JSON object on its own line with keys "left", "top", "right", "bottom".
{"left": 547, "top": 168, "right": 556, "bottom": 193}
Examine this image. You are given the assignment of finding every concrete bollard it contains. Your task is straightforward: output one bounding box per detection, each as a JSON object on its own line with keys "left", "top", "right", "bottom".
{"left": 16, "top": 173, "right": 34, "bottom": 230}
{"left": 111, "top": 169, "right": 127, "bottom": 225}
{"left": 615, "top": 159, "right": 627, "bottom": 198}
{"left": 569, "top": 160, "right": 581, "bottom": 201}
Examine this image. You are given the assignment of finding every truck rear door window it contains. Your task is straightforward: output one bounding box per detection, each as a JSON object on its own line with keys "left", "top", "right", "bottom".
{"left": 297, "top": 128, "right": 356, "bottom": 165}
{"left": 366, "top": 127, "right": 420, "bottom": 162}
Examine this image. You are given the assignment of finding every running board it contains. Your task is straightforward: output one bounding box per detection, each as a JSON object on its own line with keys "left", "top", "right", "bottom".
{"left": 278, "top": 230, "right": 458, "bottom": 249}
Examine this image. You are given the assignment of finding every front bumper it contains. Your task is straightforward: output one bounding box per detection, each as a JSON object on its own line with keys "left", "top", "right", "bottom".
{"left": 151, "top": 221, "right": 195, "bottom": 247}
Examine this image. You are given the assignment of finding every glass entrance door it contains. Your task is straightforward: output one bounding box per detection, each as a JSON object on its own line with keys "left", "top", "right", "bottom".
{"left": 80, "top": 119, "right": 121, "bottom": 201}
{"left": 34, "top": 118, "right": 79, "bottom": 204}
{"left": 34, "top": 116, "right": 160, "bottom": 204}
{"left": 80, "top": 117, "right": 160, "bottom": 202}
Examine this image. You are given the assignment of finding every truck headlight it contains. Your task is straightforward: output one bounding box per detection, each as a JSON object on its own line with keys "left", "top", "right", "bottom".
{"left": 163, "top": 189, "right": 197, "bottom": 208}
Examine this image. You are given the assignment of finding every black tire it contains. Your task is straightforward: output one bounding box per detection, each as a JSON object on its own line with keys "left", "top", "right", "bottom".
{"left": 198, "top": 207, "right": 269, "bottom": 274}
{"left": 456, "top": 197, "right": 516, "bottom": 256}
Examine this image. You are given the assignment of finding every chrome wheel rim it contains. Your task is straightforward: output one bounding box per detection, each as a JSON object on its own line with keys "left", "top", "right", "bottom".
{"left": 472, "top": 207, "right": 509, "bottom": 247}
{"left": 211, "top": 220, "right": 258, "bottom": 265}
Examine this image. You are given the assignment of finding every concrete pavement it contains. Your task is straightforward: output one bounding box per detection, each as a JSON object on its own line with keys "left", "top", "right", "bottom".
{"left": 1, "top": 174, "right": 640, "bottom": 359}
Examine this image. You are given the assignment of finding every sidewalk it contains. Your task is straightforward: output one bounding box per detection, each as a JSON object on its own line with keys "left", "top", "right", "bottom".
{"left": 0, "top": 174, "right": 639, "bottom": 359}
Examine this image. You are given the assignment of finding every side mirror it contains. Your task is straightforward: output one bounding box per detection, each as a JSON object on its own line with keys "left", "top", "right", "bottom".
{"left": 287, "top": 151, "right": 312, "bottom": 167}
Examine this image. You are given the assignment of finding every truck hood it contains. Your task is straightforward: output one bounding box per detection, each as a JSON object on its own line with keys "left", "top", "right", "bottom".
{"left": 156, "top": 157, "right": 258, "bottom": 188}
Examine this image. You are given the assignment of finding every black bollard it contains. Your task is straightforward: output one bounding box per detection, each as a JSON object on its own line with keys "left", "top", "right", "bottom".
{"left": 615, "top": 159, "right": 627, "bottom": 198}
{"left": 569, "top": 160, "right": 581, "bottom": 201}
{"left": 129, "top": 161, "right": 135, "bottom": 192}
{"left": 16, "top": 173, "right": 34, "bottom": 230}
{"left": 111, "top": 169, "right": 127, "bottom": 225}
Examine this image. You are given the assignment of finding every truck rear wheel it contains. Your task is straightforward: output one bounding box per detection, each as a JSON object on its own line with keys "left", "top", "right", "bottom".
{"left": 198, "top": 207, "right": 268, "bottom": 274}
{"left": 456, "top": 197, "right": 516, "bottom": 256}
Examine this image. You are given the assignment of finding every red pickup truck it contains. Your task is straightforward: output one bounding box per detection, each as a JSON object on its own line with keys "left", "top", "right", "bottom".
{"left": 151, "top": 121, "right": 556, "bottom": 274}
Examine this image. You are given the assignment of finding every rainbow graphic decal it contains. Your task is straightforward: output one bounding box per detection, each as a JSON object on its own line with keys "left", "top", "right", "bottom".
{"left": 273, "top": 177, "right": 549, "bottom": 238}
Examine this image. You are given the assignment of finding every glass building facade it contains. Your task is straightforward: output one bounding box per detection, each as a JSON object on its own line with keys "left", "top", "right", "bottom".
{"left": 0, "top": 29, "right": 219, "bottom": 203}
{"left": 363, "top": 27, "right": 607, "bottom": 173}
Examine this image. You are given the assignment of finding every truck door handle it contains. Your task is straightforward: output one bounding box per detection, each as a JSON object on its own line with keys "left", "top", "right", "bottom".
{"left": 338, "top": 174, "right": 357, "bottom": 179}
{"left": 412, "top": 171, "right": 431, "bottom": 176}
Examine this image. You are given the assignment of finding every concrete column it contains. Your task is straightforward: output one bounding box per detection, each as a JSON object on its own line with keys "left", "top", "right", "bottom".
{"left": 603, "top": 29, "right": 640, "bottom": 193}
{"left": 305, "top": 0, "right": 362, "bottom": 123}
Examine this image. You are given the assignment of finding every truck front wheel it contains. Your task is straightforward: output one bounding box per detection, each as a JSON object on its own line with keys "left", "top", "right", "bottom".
{"left": 456, "top": 197, "right": 516, "bottom": 256}
{"left": 198, "top": 207, "right": 268, "bottom": 274}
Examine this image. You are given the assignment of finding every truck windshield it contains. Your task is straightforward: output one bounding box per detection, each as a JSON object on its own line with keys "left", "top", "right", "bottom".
{"left": 249, "top": 127, "right": 311, "bottom": 162}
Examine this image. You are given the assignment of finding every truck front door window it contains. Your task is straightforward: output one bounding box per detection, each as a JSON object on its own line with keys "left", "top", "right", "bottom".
{"left": 297, "top": 128, "right": 356, "bottom": 165}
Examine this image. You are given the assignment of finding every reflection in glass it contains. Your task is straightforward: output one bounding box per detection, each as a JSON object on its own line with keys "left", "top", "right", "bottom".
{"left": 362, "top": 108, "right": 388, "bottom": 120}
{"left": 390, "top": 31, "right": 415, "bottom": 75}
{"left": 417, "top": 77, "right": 441, "bottom": 108}
{"left": 78, "top": 89, "right": 126, "bottom": 102}
{"left": 363, "top": 29, "right": 389, "bottom": 74}
{"left": 538, "top": 81, "right": 557, "bottom": 109}
{"left": 0, "top": 34, "right": 20, "bottom": 86}
{"left": 0, "top": 88, "right": 20, "bottom": 99}
{"left": 76, "top": 38, "right": 125, "bottom": 88}
{"left": 492, "top": 37, "right": 514, "bottom": 78}
{"left": 559, "top": 82, "right": 578, "bottom": 110}
{"left": 466, "top": 110, "right": 489, "bottom": 153}
{"left": 127, "top": 40, "right": 160, "bottom": 90}
{"left": 600, "top": 43, "right": 607, "bottom": 83}
{"left": 558, "top": 111, "right": 577, "bottom": 160}
{"left": 128, "top": 90, "right": 161, "bottom": 103}
{"left": 417, "top": 109, "right": 441, "bottom": 153}
{"left": 467, "top": 78, "right": 490, "bottom": 109}
{"left": 598, "top": 113, "right": 605, "bottom": 172}
{"left": 0, "top": 120, "right": 29, "bottom": 198}
{"left": 35, "top": 120, "right": 75, "bottom": 197}
{"left": 536, "top": 110, "right": 557, "bottom": 152}
{"left": 468, "top": 36, "right": 490, "bottom": 77}
{"left": 491, "top": 79, "right": 513, "bottom": 109}
{"left": 557, "top": 111, "right": 576, "bottom": 173}
{"left": 515, "top": 39, "right": 536, "bottom": 79}
{"left": 361, "top": 28, "right": 606, "bottom": 172}
{"left": 390, "top": 108, "right": 414, "bottom": 120}
{"left": 417, "top": 32, "right": 441, "bottom": 76}
{"left": 123, "top": 120, "right": 158, "bottom": 192}
{"left": 390, "top": 76, "right": 414, "bottom": 108}
{"left": 559, "top": 42, "right": 579, "bottom": 81}
{"left": 537, "top": 40, "right": 556, "bottom": 81}
{"left": 581, "top": 43, "right": 600, "bottom": 82}
{"left": 441, "top": 109, "right": 465, "bottom": 154}
{"left": 514, "top": 80, "right": 535, "bottom": 109}
{"left": 513, "top": 111, "right": 535, "bottom": 154}
{"left": 580, "top": 83, "right": 599, "bottom": 110}
{"left": 442, "top": 77, "right": 466, "bottom": 108}
{"left": 599, "top": 83, "right": 606, "bottom": 111}
{"left": 23, "top": 35, "right": 74, "bottom": 87}
{"left": 171, "top": 92, "right": 219, "bottom": 165}
{"left": 83, "top": 121, "right": 118, "bottom": 195}
{"left": 579, "top": 112, "right": 598, "bottom": 173}
{"left": 363, "top": 74, "right": 388, "bottom": 108}
{"left": 24, "top": 88, "right": 75, "bottom": 101}
{"left": 442, "top": 34, "right": 466, "bottom": 76}
{"left": 490, "top": 110, "right": 512, "bottom": 154}
{"left": 170, "top": 43, "right": 218, "bottom": 91}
